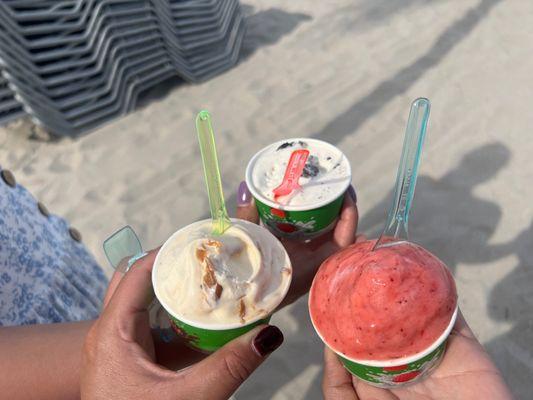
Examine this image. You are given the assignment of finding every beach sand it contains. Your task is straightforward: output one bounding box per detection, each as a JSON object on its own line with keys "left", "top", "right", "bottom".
{"left": 1, "top": 0, "right": 532, "bottom": 398}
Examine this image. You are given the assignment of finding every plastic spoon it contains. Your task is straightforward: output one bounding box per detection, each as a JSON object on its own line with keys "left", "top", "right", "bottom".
{"left": 102, "top": 225, "right": 143, "bottom": 273}
{"left": 373, "top": 98, "right": 431, "bottom": 250}
{"left": 273, "top": 149, "right": 310, "bottom": 199}
{"left": 196, "top": 110, "right": 232, "bottom": 236}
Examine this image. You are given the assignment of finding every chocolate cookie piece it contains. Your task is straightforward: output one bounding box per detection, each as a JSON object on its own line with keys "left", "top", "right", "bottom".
{"left": 302, "top": 155, "right": 320, "bottom": 178}
{"left": 276, "top": 141, "right": 294, "bottom": 151}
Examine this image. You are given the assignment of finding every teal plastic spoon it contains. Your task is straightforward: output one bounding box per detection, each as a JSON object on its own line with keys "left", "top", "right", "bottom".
{"left": 102, "top": 225, "right": 143, "bottom": 272}
{"left": 373, "top": 98, "right": 431, "bottom": 250}
{"left": 196, "top": 110, "right": 232, "bottom": 236}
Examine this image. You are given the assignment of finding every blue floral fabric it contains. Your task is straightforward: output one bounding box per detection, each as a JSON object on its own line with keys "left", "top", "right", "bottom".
{"left": 0, "top": 170, "right": 108, "bottom": 326}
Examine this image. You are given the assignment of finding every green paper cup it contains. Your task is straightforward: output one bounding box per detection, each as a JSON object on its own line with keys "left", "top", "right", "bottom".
{"left": 167, "top": 314, "right": 271, "bottom": 353}
{"left": 310, "top": 303, "right": 458, "bottom": 388}
{"left": 245, "top": 138, "right": 352, "bottom": 240}
{"left": 152, "top": 218, "right": 292, "bottom": 353}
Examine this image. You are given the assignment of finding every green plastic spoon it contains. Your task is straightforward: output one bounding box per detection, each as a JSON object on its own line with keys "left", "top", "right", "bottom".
{"left": 196, "top": 110, "right": 232, "bottom": 236}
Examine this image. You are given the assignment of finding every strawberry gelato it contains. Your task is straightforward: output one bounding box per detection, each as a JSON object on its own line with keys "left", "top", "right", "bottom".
{"left": 309, "top": 240, "right": 457, "bottom": 360}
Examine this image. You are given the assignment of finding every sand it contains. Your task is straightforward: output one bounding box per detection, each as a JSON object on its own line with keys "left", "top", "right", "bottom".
{"left": 1, "top": 0, "right": 532, "bottom": 398}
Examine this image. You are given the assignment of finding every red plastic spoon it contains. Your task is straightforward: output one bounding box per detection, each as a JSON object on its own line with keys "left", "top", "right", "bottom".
{"left": 273, "top": 149, "right": 310, "bottom": 199}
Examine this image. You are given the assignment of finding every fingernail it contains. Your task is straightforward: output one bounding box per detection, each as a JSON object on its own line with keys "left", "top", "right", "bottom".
{"left": 347, "top": 185, "right": 357, "bottom": 203}
{"left": 237, "top": 181, "right": 252, "bottom": 206}
{"left": 253, "top": 325, "right": 284, "bottom": 357}
{"left": 126, "top": 251, "right": 148, "bottom": 271}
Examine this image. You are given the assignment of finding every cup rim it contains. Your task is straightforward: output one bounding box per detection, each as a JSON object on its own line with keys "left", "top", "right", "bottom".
{"left": 152, "top": 218, "right": 292, "bottom": 330}
{"left": 245, "top": 138, "right": 352, "bottom": 211}
{"left": 309, "top": 292, "right": 458, "bottom": 367}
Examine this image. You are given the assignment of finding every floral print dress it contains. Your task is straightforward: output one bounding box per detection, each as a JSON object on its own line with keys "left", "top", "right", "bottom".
{"left": 0, "top": 168, "right": 108, "bottom": 326}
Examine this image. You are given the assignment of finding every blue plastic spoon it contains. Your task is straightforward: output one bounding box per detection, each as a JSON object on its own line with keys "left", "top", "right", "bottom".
{"left": 373, "top": 98, "right": 431, "bottom": 250}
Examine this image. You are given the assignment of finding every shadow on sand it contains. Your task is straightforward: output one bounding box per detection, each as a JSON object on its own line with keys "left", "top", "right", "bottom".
{"left": 359, "top": 142, "right": 510, "bottom": 273}
{"left": 135, "top": 6, "right": 311, "bottom": 109}
{"left": 239, "top": 5, "right": 311, "bottom": 61}
{"left": 312, "top": 0, "right": 502, "bottom": 145}
{"left": 484, "top": 222, "right": 533, "bottom": 400}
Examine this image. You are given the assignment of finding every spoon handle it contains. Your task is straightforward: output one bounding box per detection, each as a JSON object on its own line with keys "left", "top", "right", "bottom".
{"left": 196, "top": 110, "right": 231, "bottom": 236}
{"left": 375, "top": 98, "right": 430, "bottom": 249}
{"left": 273, "top": 149, "right": 309, "bottom": 198}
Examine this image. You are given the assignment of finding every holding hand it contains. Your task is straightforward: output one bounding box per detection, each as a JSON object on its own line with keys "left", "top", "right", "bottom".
{"left": 236, "top": 182, "right": 358, "bottom": 306}
{"left": 322, "top": 310, "right": 514, "bottom": 400}
{"left": 319, "top": 235, "right": 513, "bottom": 399}
{"left": 83, "top": 181, "right": 358, "bottom": 399}
{"left": 81, "top": 250, "right": 283, "bottom": 400}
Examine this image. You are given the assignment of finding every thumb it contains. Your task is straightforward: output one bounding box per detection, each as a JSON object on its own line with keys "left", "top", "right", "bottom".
{"left": 236, "top": 181, "right": 259, "bottom": 223}
{"left": 180, "top": 325, "right": 283, "bottom": 399}
{"left": 102, "top": 249, "right": 157, "bottom": 322}
{"left": 333, "top": 187, "right": 359, "bottom": 248}
{"left": 322, "top": 346, "right": 359, "bottom": 400}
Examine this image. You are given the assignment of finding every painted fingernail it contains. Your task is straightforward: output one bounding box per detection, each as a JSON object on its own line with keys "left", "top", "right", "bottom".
{"left": 347, "top": 185, "right": 357, "bottom": 203}
{"left": 238, "top": 181, "right": 252, "bottom": 206}
{"left": 253, "top": 325, "right": 284, "bottom": 357}
{"left": 126, "top": 251, "right": 148, "bottom": 271}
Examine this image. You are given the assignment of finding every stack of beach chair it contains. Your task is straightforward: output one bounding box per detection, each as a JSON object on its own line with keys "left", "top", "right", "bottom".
{"left": 0, "top": 0, "right": 244, "bottom": 136}
{"left": 0, "top": 71, "right": 25, "bottom": 125}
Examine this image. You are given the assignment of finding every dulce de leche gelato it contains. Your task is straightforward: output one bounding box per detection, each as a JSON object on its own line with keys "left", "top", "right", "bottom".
{"left": 154, "top": 219, "right": 292, "bottom": 326}
{"left": 309, "top": 240, "right": 457, "bottom": 360}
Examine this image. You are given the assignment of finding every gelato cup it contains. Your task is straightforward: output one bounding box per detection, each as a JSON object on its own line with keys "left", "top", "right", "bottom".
{"left": 309, "top": 240, "right": 458, "bottom": 388}
{"left": 153, "top": 218, "right": 292, "bottom": 353}
{"left": 245, "top": 138, "right": 352, "bottom": 240}
{"left": 314, "top": 305, "right": 458, "bottom": 388}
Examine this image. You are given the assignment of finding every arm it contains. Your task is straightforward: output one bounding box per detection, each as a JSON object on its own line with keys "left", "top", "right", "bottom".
{"left": 0, "top": 321, "right": 93, "bottom": 400}
{"left": 0, "top": 320, "right": 210, "bottom": 400}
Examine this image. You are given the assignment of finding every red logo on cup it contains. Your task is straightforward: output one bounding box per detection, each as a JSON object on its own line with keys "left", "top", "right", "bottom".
{"left": 271, "top": 208, "right": 286, "bottom": 218}
{"left": 392, "top": 370, "right": 421, "bottom": 383}
{"left": 383, "top": 364, "right": 408, "bottom": 372}
{"left": 276, "top": 222, "right": 297, "bottom": 233}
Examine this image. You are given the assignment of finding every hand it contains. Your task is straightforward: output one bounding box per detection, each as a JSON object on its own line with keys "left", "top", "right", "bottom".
{"left": 103, "top": 247, "right": 217, "bottom": 371}
{"left": 236, "top": 182, "right": 358, "bottom": 306}
{"left": 81, "top": 250, "right": 284, "bottom": 400}
{"left": 322, "top": 311, "right": 514, "bottom": 400}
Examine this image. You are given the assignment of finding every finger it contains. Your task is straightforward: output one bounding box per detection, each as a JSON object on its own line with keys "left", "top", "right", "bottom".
{"left": 333, "top": 188, "right": 359, "bottom": 248}
{"left": 104, "top": 248, "right": 158, "bottom": 318}
{"left": 236, "top": 201, "right": 259, "bottom": 224}
{"left": 323, "top": 347, "right": 397, "bottom": 400}
{"left": 180, "top": 325, "right": 283, "bottom": 399}
{"left": 102, "top": 269, "right": 124, "bottom": 308}
{"left": 355, "top": 234, "right": 367, "bottom": 243}
{"left": 322, "top": 346, "right": 359, "bottom": 400}
{"left": 236, "top": 181, "right": 259, "bottom": 223}
{"left": 102, "top": 248, "right": 158, "bottom": 308}
{"left": 451, "top": 308, "right": 476, "bottom": 340}
{"left": 353, "top": 380, "right": 399, "bottom": 400}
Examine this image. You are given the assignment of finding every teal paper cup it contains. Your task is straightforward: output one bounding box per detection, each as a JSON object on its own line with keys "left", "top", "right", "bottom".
{"left": 245, "top": 138, "right": 352, "bottom": 240}
{"left": 152, "top": 218, "right": 292, "bottom": 353}
{"left": 309, "top": 302, "right": 458, "bottom": 388}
